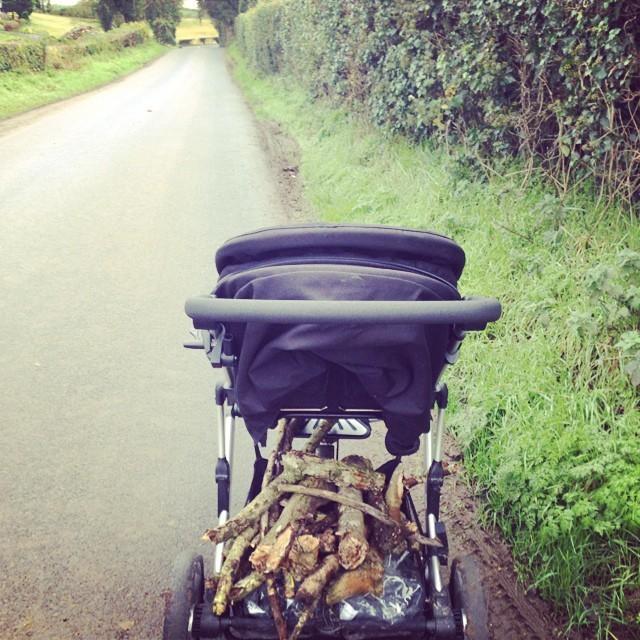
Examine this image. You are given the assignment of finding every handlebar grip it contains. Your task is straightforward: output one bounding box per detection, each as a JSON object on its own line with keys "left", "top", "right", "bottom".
{"left": 185, "top": 296, "right": 501, "bottom": 330}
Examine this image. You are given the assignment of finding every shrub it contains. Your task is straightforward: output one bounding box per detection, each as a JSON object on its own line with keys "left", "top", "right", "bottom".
{"left": 0, "top": 38, "right": 45, "bottom": 70}
{"left": 236, "top": 0, "right": 640, "bottom": 210}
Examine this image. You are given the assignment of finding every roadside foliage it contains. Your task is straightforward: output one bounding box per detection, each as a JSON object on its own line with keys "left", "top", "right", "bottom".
{"left": 233, "top": 2, "right": 640, "bottom": 637}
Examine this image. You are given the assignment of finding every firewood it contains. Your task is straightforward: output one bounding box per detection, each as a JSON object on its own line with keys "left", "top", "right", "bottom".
{"left": 385, "top": 463, "right": 404, "bottom": 524}
{"left": 303, "top": 418, "right": 336, "bottom": 453}
{"left": 266, "top": 575, "right": 287, "bottom": 640}
{"left": 318, "top": 529, "right": 336, "bottom": 554}
{"left": 336, "top": 455, "right": 370, "bottom": 570}
{"left": 282, "top": 568, "right": 296, "bottom": 599}
{"left": 213, "top": 524, "right": 259, "bottom": 616}
{"left": 202, "top": 479, "right": 292, "bottom": 545}
{"left": 296, "top": 554, "right": 340, "bottom": 605}
{"left": 326, "top": 548, "right": 385, "bottom": 605}
{"left": 364, "top": 490, "right": 404, "bottom": 554}
{"left": 230, "top": 571, "right": 265, "bottom": 602}
{"left": 288, "top": 534, "right": 320, "bottom": 581}
{"left": 251, "top": 525, "right": 295, "bottom": 574}
{"left": 282, "top": 451, "right": 385, "bottom": 493}
{"left": 290, "top": 555, "right": 340, "bottom": 640}
{"left": 278, "top": 483, "right": 441, "bottom": 547}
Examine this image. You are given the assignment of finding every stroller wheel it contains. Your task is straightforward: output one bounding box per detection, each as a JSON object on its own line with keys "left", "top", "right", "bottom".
{"left": 162, "top": 551, "right": 205, "bottom": 640}
{"left": 449, "top": 555, "right": 489, "bottom": 640}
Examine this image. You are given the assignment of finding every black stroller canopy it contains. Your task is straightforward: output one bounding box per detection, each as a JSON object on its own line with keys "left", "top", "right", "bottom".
{"left": 213, "top": 224, "right": 467, "bottom": 456}
{"left": 216, "top": 223, "right": 466, "bottom": 286}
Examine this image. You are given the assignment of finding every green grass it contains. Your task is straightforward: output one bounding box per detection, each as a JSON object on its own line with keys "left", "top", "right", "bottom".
{"left": 175, "top": 16, "right": 217, "bottom": 42}
{"left": 0, "top": 40, "right": 166, "bottom": 120}
{"left": 27, "top": 11, "right": 100, "bottom": 37}
{"left": 228, "top": 44, "right": 640, "bottom": 638}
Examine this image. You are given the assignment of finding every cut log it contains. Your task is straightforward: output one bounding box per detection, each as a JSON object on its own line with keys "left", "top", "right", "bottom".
{"left": 230, "top": 571, "right": 265, "bottom": 602}
{"left": 296, "top": 554, "right": 340, "bottom": 605}
{"left": 336, "top": 455, "right": 370, "bottom": 570}
{"left": 303, "top": 418, "right": 336, "bottom": 453}
{"left": 288, "top": 534, "right": 320, "bottom": 581}
{"left": 325, "top": 548, "right": 385, "bottom": 606}
{"left": 282, "top": 452, "right": 385, "bottom": 493}
{"left": 250, "top": 525, "right": 295, "bottom": 574}
{"left": 266, "top": 575, "right": 287, "bottom": 640}
{"left": 290, "top": 554, "right": 340, "bottom": 640}
{"left": 213, "top": 524, "right": 259, "bottom": 616}
{"left": 318, "top": 528, "right": 336, "bottom": 555}
{"left": 385, "top": 463, "right": 404, "bottom": 524}
{"left": 278, "top": 483, "right": 441, "bottom": 547}
{"left": 364, "top": 490, "right": 404, "bottom": 554}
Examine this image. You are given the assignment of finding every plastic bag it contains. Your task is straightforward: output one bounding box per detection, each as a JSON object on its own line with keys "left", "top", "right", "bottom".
{"left": 242, "top": 550, "right": 424, "bottom": 632}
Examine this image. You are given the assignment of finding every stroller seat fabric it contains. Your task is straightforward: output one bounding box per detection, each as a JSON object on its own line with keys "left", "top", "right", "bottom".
{"left": 214, "top": 224, "right": 466, "bottom": 456}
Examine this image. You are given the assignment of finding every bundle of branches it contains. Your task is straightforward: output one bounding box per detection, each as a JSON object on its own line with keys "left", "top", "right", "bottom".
{"left": 203, "top": 418, "right": 437, "bottom": 640}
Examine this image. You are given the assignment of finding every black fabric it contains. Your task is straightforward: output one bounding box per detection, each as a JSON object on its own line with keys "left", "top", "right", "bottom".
{"left": 213, "top": 225, "right": 465, "bottom": 455}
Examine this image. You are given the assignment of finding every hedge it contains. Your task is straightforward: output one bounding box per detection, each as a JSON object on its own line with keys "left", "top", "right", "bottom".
{"left": 0, "top": 23, "right": 148, "bottom": 71}
{"left": 236, "top": 0, "right": 640, "bottom": 209}
{"left": 0, "top": 38, "right": 45, "bottom": 71}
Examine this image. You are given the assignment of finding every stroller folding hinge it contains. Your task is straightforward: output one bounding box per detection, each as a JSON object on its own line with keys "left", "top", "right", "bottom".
{"left": 206, "top": 324, "right": 237, "bottom": 369}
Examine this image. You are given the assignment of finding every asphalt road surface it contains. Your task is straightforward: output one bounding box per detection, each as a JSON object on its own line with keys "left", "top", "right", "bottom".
{"left": 0, "top": 46, "right": 288, "bottom": 639}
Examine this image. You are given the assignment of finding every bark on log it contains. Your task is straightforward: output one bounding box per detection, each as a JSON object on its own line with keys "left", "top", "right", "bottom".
{"left": 364, "top": 490, "right": 404, "bottom": 554}
{"left": 213, "top": 524, "right": 259, "bottom": 616}
{"left": 296, "top": 554, "right": 340, "bottom": 605}
{"left": 251, "top": 525, "right": 295, "bottom": 574}
{"left": 266, "top": 575, "right": 287, "bottom": 640}
{"left": 303, "top": 418, "right": 336, "bottom": 454}
{"left": 278, "top": 484, "right": 440, "bottom": 547}
{"left": 385, "top": 463, "right": 404, "bottom": 524}
{"left": 336, "top": 455, "right": 370, "bottom": 570}
{"left": 230, "top": 571, "right": 265, "bottom": 603}
{"left": 290, "top": 555, "right": 340, "bottom": 640}
{"left": 325, "top": 548, "right": 385, "bottom": 606}
{"left": 282, "top": 452, "right": 385, "bottom": 493}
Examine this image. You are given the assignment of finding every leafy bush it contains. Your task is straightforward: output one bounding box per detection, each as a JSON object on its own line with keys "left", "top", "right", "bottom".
{"left": 0, "top": 37, "right": 45, "bottom": 70}
{"left": 236, "top": 0, "right": 640, "bottom": 210}
{"left": 145, "top": 0, "right": 180, "bottom": 45}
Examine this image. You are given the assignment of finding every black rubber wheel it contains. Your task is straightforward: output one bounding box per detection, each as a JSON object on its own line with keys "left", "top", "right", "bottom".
{"left": 450, "top": 555, "right": 490, "bottom": 640}
{"left": 162, "top": 551, "right": 205, "bottom": 640}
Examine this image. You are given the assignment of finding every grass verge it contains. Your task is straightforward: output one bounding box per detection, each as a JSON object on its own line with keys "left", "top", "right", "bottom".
{"left": 0, "top": 39, "right": 166, "bottom": 120}
{"left": 228, "top": 44, "right": 640, "bottom": 637}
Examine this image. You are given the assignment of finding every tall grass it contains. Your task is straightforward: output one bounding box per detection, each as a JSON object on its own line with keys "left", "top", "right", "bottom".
{"left": 228, "top": 45, "right": 640, "bottom": 637}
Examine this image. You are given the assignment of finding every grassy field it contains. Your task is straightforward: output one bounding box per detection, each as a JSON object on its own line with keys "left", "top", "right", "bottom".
{"left": 175, "top": 16, "right": 217, "bottom": 41}
{"left": 0, "top": 40, "right": 165, "bottom": 120}
{"left": 227, "top": 45, "right": 640, "bottom": 638}
{"left": 28, "top": 11, "right": 100, "bottom": 37}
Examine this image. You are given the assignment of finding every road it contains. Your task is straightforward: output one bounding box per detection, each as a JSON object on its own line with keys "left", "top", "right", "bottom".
{"left": 0, "top": 46, "right": 287, "bottom": 639}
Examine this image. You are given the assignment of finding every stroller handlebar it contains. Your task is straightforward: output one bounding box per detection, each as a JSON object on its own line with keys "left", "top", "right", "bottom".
{"left": 185, "top": 295, "right": 501, "bottom": 330}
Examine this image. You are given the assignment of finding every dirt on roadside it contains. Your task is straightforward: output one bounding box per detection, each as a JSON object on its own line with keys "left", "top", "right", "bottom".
{"left": 254, "top": 116, "right": 590, "bottom": 640}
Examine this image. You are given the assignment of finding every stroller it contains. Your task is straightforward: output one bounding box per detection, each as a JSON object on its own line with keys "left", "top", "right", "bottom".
{"left": 166, "top": 224, "right": 501, "bottom": 640}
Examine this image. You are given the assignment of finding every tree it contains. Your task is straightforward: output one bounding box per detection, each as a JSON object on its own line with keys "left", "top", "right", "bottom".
{"left": 96, "top": 0, "right": 144, "bottom": 31}
{"left": 145, "top": 0, "right": 180, "bottom": 44}
{"left": 197, "top": 0, "right": 243, "bottom": 44}
{"left": 3, "top": 0, "right": 35, "bottom": 19}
